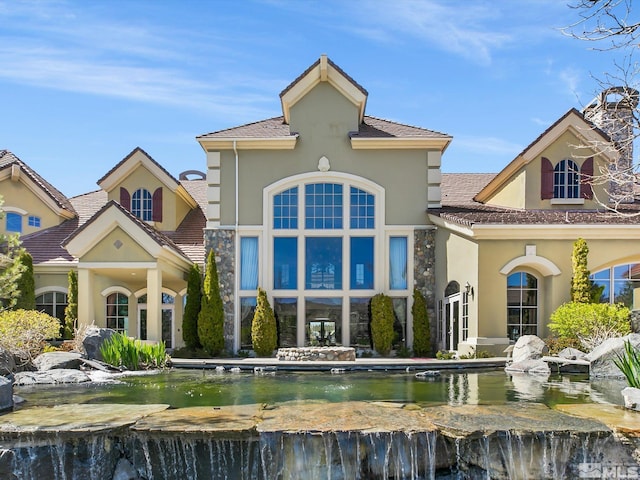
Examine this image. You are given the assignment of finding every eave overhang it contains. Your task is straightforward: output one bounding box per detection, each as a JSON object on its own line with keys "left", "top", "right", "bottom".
{"left": 198, "top": 136, "right": 299, "bottom": 152}
{"left": 350, "top": 137, "right": 452, "bottom": 151}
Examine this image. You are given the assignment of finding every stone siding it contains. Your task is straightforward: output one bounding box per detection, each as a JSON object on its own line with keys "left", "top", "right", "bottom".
{"left": 204, "top": 228, "right": 235, "bottom": 353}
{"left": 414, "top": 228, "right": 437, "bottom": 352}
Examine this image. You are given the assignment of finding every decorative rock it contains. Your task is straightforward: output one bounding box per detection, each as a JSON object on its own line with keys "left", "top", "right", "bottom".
{"left": 112, "top": 457, "right": 139, "bottom": 480}
{"left": 0, "top": 348, "right": 16, "bottom": 376}
{"left": 276, "top": 347, "right": 356, "bottom": 362}
{"left": 557, "top": 347, "right": 587, "bottom": 361}
{"left": 505, "top": 359, "right": 551, "bottom": 375}
{"left": 83, "top": 327, "right": 116, "bottom": 361}
{"left": 511, "top": 335, "right": 548, "bottom": 363}
{"left": 14, "top": 369, "right": 90, "bottom": 385}
{"left": 0, "top": 376, "right": 13, "bottom": 412}
{"left": 622, "top": 387, "right": 640, "bottom": 411}
{"left": 33, "top": 351, "right": 83, "bottom": 371}
{"left": 586, "top": 333, "right": 640, "bottom": 378}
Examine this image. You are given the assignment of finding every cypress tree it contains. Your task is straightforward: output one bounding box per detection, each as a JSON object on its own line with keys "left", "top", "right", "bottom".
{"left": 251, "top": 288, "right": 277, "bottom": 356}
{"left": 198, "top": 250, "right": 224, "bottom": 356}
{"left": 63, "top": 270, "right": 78, "bottom": 339}
{"left": 370, "top": 293, "right": 395, "bottom": 356}
{"left": 183, "top": 263, "right": 202, "bottom": 349}
{"left": 571, "top": 238, "right": 592, "bottom": 304}
{"left": 412, "top": 288, "right": 431, "bottom": 357}
{"left": 14, "top": 251, "right": 35, "bottom": 310}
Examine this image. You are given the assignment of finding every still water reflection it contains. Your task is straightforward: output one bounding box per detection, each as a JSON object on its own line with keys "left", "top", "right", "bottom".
{"left": 14, "top": 369, "right": 626, "bottom": 409}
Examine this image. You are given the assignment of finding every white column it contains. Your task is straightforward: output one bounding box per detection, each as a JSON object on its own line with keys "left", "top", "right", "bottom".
{"left": 146, "top": 268, "right": 163, "bottom": 342}
{"left": 77, "top": 268, "right": 94, "bottom": 328}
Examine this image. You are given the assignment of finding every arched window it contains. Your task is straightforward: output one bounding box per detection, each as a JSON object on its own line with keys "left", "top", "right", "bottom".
{"left": 131, "top": 188, "right": 152, "bottom": 221}
{"left": 6, "top": 212, "right": 22, "bottom": 233}
{"left": 36, "top": 291, "right": 68, "bottom": 325}
{"left": 106, "top": 292, "right": 128, "bottom": 333}
{"left": 507, "top": 272, "right": 538, "bottom": 341}
{"left": 553, "top": 159, "right": 580, "bottom": 199}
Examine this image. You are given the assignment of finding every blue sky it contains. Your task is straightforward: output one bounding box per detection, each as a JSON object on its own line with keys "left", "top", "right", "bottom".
{"left": 0, "top": 0, "right": 620, "bottom": 197}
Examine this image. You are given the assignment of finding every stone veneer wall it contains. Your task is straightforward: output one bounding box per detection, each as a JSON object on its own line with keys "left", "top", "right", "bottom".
{"left": 204, "top": 228, "right": 236, "bottom": 353}
{"left": 414, "top": 228, "right": 437, "bottom": 352}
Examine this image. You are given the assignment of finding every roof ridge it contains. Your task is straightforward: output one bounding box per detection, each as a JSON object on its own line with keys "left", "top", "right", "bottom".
{"left": 197, "top": 116, "right": 285, "bottom": 138}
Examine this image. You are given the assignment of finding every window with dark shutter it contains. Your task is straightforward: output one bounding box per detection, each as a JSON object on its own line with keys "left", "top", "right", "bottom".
{"left": 120, "top": 187, "right": 130, "bottom": 210}
{"left": 580, "top": 157, "right": 594, "bottom": 199}
{"left": 152, "top": 187, "right": 163, "bottom": 222}
{"left": 540, "top": 157, "right": 554, "bottom": 199}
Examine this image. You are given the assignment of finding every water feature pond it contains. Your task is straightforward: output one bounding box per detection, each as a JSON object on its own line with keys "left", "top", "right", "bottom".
{"left": 14, "top": 368, "right": 626, "bottom": 409}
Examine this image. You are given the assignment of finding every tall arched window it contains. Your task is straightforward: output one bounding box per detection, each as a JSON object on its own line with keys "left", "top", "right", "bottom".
{"left": 553, "top": 159, "right": 580, "bottom": 199}
{"left": 507, "top": 272, "right": 538, "bottom": 341}
{"left": 106, "top": 292, "right": 128, "bottom": 333}
{"left": 131, "top": 188, "right": 152, "bottom": 221}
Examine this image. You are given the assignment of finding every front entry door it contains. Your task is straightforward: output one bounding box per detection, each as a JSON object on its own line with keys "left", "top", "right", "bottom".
{"left": 443, "top": 294, "right": 460, "bottom": 351}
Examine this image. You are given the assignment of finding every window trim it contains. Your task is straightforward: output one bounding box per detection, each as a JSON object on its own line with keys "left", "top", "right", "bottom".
{"left": 506, "top": 271, "right": 539, "bottom": 342}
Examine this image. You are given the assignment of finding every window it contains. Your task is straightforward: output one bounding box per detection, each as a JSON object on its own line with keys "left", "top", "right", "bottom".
{"left": 350, "top": 187, "right": 375, "bottom": 229}
{"left": 305, "top": 183, "right": 343, "bottom": 229}
{"left": 36, "top": 292, "right": 68, "bottom": 335}
{"left": 274, "top": 237, "right": 297, "bottom": 289}
{"left": 240, "top": 237, "right": 259, "bottom": 290}
{"left": 389, "top": 237, "right": 408, "bottom": 290}
{"left": 553, "top": 159, "right": 580, "bottom": 199}
{"left": 240, "top": 297, "right": 257, "bottom": 349}
{"left": 305, "top": 237, "right": 342, "bottom": 289}
{"left": 106, "top": 292, "right": 128, "bottom": 333}
{"left": 28, "top": 216, "right": 41, "bottom": 228}
{"left": 274, "top": 187, "right": 298, "bottom": 229}
{"left": 591, "top": 263, "right": 640, "bottom": 308}
{"left": 6, "top": 212, "right": 22, "bottom": 233}
{"left": 507, "top": 272, "right": 538, "bottom": 341}
{"left": 131, "top": 188, "right": 152, "bottom": 221}
{"left": 350, "top": 237, "right": 374, "bottom": 289}
{"left": 274, "top": 297, "right": 297, "bottom": 347}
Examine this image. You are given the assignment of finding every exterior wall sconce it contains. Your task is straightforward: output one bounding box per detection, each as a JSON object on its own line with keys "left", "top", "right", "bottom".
{"left": 465, "top": 281, "right": 474, "bottom": 299}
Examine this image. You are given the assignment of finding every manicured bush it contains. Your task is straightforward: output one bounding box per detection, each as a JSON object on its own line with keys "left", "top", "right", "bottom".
{"left": 198, "top": 250, "right": 225, "bottom": 356}
{"left": 548, "top": 302, "right": 631, "bottom": 351}
{"left": 370, "top": 293, "right": 395, "bottom": 356}
{"left": 99, "top": 332, "right": 168, "bottom": 370}
{"left": 0, "top": 309, "right": 60, "bottom": 363}
{"left": 251, "top": 288, "right": 277, "bottom": 356}
{"left": 412, "top": 288, "right": 431, "bottom": 357}
{"left": 13, "top": 251, "right": 35, "bottom": 310}
{"left": 183, "top": 263, "right": 202, "bottom": 349}
{"left": 63, "top": 270, "right": 78, "bottom": 340}
{"left": 571, "top": 238, "right": 592, "bottom": 303}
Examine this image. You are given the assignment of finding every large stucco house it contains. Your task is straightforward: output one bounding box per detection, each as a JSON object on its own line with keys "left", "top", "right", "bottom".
{"left": 2, "top": 56, "right": 639, "bottom": 355}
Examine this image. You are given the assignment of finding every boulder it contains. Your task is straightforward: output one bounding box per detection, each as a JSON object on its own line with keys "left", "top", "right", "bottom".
{"left": 505, "top": 359, "right": 551, "bottom": 375}
{"left": 83, "top": 327, "right": 116, "bottom": 361}
{"left": 511, "top": 335, "right": 548, "bottom": 363}
{"left": 557, "top": 347, "right": 587, "bottom": 361}
{"left": 585, "top": 333, "right": 640, "bottom": 378}
{"left": 13, "top": 369, "right": 90, "bottom": 386}
{"left": 33, "top": 351, "right": 83, "bottom": 371}
{"left": 0, "top": 348, "right": 15, "bottom": 376}
{"left": 0, "top": 376, "right": 12, "bottom": 412}
{"left": 112, "top": 458, "right": 140, "bottom": 480}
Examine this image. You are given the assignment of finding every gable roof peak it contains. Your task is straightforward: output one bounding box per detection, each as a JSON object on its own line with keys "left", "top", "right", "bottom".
{"left": 279, "top": 55, "right": 368, "bottom": 124}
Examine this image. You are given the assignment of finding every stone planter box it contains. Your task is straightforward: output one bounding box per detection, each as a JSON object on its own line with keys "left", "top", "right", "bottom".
{"left": 276, "top": 347, "right": 356, "bottom": 361}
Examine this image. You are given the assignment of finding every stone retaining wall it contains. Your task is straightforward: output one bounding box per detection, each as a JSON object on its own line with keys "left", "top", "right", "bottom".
{"left": 276, "top": 347, "right": 356, "bottom": 361}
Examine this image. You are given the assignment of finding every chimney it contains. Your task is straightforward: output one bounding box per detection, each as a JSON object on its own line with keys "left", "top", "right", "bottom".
{"left": 583, "top": 86, "right": 639, "bottom": 204}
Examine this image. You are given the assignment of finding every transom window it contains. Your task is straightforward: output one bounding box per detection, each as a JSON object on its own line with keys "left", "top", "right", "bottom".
{"left": 350, "top": 187, "right": 375, "bottom": 229}
{"left": 553, "top": 159, "right": 580, "bottom": 199}
{"left": 274, "top": 187, "right": 298, "bottom": 229}
{"left": 507, "top": 272, "right": 538, "bottom": 341}
{"left": 591, "top": 263, "right": 640, "bottom": 308}
{"left": 131, "top": 188, "right": 152, "bottom": 221}
{"left": 305, "top": 183, "right": 343, "bottom": 229}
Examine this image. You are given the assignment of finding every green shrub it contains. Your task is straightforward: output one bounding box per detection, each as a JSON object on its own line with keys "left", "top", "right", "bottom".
{"left": 614, "top": 340, "right": 640, "bottom": 388}
{"left": 412, "top": 288, "right": 431, "bottom": 357}
{"left": 63, "top": 270, "right": 78, "bottom": 340}
{"left": 198, "top": 250, "right": 225, "bottom": 356}
{"left": 251, "top": 288, "right": 277, "bottom": 357}
{"left": 544, "top": 336, "right": 583, "bottom": 355}
{"left": 13, "top": 251, "right": 35, "bottom": 310}
{"left": 548, "top": 302, "right": 631, "bottom": 352}
{"left": 99, "top": 333, "right": 168, "bottom": 370}
{"left": 183, "top": 263, "right": 202, "bottom": 349}
{"left": 0, "top": 309, "right": 61, "bottom": 363}
{"left": 370, "top": 293, "right": 394, "bottom": 356}
{"left": 395, "top": 346, "right": 412, "bottom": 358}
{"left": 436, "top": 350, "right": 456, "bottom": 360}
{"left": 171, "top": 346, "right": 210, "bottom": 359}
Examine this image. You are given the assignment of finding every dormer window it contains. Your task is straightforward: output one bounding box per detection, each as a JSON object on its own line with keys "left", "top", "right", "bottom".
{"left": 553, "top": 159, "right": 580, "bottom": 199}
{"left": 131, "top": 188, "right": 152, "bottom": 221}
{"left": 541, "top": 157, "right": 593, "bottom": 201}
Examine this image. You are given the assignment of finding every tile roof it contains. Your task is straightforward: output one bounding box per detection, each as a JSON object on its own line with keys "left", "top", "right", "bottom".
{"left": 0, "top": 150, "right": 76, "bottom": 216}
{"left": 198, "top": 115, "right": 449, "bottom": 140}
{"left": 97, "top": 147, "right": 182, "bottom": 188}
{"left": 20, "top": 220, "right": 78, "bottom": 264}
{"left": 164, "top": 180, "right": 206, "bottom": 264}
{"left": 436, "top": 172, "right": 640, "bottom": 226}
